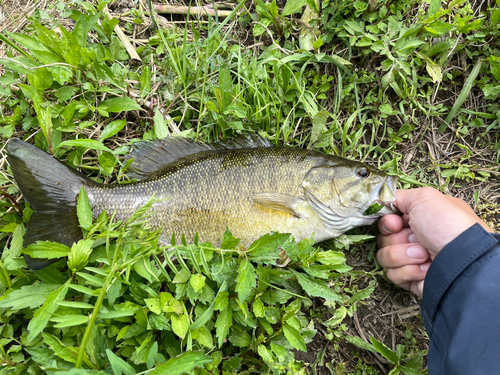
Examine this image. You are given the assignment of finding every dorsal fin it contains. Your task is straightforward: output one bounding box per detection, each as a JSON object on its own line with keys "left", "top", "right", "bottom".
{"left": 124, "top": 134, "right": 273, "bottom": 180}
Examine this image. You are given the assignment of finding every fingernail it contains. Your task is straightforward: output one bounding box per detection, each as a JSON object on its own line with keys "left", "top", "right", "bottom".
{"left": 382, "top": 220, "right": 394, "bottom": 233}
{"left": 407, "top": 246, "right": 427, "bottom": 259}
{"left": 408, "top": 233, "right": 418, "bottom": 243}
{"left": 420, "top": 263, "right": 430, "bottom": 272}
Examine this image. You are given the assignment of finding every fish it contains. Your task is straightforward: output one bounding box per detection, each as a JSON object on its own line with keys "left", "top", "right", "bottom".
{"left": 7, "top": 135, "right": 398, "bottom": 270}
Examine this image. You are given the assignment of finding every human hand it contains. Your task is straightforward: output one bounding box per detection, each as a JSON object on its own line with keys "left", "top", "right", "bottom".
{"left": 376, "top": 187, "right": 494, "bottom": 297}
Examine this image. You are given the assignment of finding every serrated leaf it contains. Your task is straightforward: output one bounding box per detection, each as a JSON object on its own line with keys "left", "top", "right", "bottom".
{"left": 98, "top": 97, "right": 141, "bottom": 113}
{"left": 68, "top": 239, "right": 93, "bottom": 272}
{"left": 236, "top": 258, "right": 256, "bottom": 303}
{"left": 148, "top": 351, "right": 212, "bottom": 375}
{"left": 220, "top": 227, "right": 240, "bottom": 248}
{"left": 106, "top": 349, "right": 136, "bottom": 375}
{"left": 283, "top": 322, "right": 306, "bottom": 351}
{"left": 215, "top": 306, "right": 232, "bottom": 348}
{"left": 27, "top": 280, "right": 70, "bottom": 342}
{"left": 248, "top": 232, "right": 290, "bottom": 263}
{"left": 294, "top": 272, "right": 341, "bottom": 301}
{"left": 315, "top": 251, "right": 345, "bottom": 265}
{"left": 0, "top": 283, "right": 59, "bottom": 310}
{"left": 22, "top": 241, "right": 70, "bottom": 259}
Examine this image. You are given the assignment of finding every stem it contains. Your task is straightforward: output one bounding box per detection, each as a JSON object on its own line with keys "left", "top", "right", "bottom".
{"left": 76, "top": 212, "right": 122, "bottom": 368}
{"left": 75, "top": 270, "right": 115, "bottom": 368}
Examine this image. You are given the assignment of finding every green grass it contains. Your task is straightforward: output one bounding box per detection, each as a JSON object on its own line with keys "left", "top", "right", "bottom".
{"left": 0, "top": 0, "right": 499, "bottom": 373}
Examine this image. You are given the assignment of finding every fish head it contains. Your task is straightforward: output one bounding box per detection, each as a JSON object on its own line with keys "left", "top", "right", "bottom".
{"left": 302, "top": 161, "right": 399, "bottom": 232}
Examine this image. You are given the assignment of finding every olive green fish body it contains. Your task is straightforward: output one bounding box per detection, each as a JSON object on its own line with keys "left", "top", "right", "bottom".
{"left": 7, "top": 136, "right": 398, "bottom": 269}
{"left": 88, "top": 147, "right": 337, "bottom": 247}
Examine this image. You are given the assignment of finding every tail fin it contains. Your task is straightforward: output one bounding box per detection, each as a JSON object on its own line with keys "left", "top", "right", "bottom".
{"left": 7, "top": 139, "right": 92, "bottom": 270}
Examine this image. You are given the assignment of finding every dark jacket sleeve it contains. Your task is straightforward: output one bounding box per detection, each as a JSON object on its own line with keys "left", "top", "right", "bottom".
{"left": 421, "top": 223, "right": 500, "bottom": 374}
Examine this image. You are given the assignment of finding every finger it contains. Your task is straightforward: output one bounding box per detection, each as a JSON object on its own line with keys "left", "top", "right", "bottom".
{"left": 377, "top": 228, "right": 414, "bottom": 248}
{"left": 385, "top": 263, "right": 429, "bottom": 288}
{"left": 393, "top": 280, "right": 424, "bottom": 298}
{"left": 377, "top": 244, "right": 429, "bottom": 268}
{"left": 378, "top": 215, "right": 405, "bottom": 235}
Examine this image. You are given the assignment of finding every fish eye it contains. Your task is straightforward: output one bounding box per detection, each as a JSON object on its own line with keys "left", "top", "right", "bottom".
{"left": 357, "top": 167, "right": 370, "bottom": 178}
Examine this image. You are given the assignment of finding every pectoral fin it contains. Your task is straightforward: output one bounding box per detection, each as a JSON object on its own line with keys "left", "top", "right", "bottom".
{"left": 253, "top": 193, "right": 304, "bottom": 217}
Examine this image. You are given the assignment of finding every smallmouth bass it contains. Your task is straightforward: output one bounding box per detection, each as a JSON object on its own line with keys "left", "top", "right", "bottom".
{"left": 7, "top": 136, "right": 398, "bottom": 269}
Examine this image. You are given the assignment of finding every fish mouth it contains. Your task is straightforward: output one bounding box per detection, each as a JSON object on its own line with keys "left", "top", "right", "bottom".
{"left": 376, "top": 175, "right": 400, "bottom": 215}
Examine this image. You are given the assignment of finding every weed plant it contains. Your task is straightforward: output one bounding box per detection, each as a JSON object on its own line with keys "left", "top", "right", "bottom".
{"left": 0, "top": 0, "right": 499, "bottom": 373}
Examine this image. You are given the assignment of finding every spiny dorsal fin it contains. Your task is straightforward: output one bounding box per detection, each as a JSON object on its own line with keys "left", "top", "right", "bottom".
{"left": 124, "top": 134, "right": 273, "bottom": 180}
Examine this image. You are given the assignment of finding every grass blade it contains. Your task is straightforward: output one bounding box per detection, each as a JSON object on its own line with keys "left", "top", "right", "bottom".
{"left": 441, "top": 59, "right": 483, "bottom": 132}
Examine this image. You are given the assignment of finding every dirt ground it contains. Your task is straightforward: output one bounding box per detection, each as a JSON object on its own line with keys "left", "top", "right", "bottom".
{"left": 1, "top": 0, "right": 499, "bottom": 374}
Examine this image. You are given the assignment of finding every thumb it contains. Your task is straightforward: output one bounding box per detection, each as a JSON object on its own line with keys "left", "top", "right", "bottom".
{"left": 394, "top": 187, "right": 436, "bottom": 216}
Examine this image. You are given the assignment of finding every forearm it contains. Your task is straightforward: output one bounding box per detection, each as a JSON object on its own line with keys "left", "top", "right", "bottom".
{"left": 421, "top": 223, "right": 500, "bottom": 374}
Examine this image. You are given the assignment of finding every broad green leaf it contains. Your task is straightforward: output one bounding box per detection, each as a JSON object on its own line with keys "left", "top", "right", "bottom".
{"left": 428, "top": 0, "right": 441, "bottom": 16}
{"left": 220, "top": 227, "right": 240, "bottom": 248}
{"left": 106, "top": 349, "right": 136, "bottom": 375}
{"left": 51, "top": 314, "right": 89, "bottom": 328}
{"left": 22, "top": 241, "right": 70, "bottom": 259}
{"left": 153, "top": 109, "right": 169, "bottom": 139}
{"left": 145, "top": 298, "right": 162, "bottom": 314}
{"left": 190, "top": 274, "right": 206, "bottom": 293}
{"left": 315, "top": 251, "right": 345, "bottom": 265}
{"left": 0, "top": 283, "right": 59, "bottom": 310}
{"left": 171, "top": 313, "right": 189, "bottom": 339}
{"left": 140, "top": 66, "right": 152, "bottom": 96}
{"left": 308, "top": 110, "right": 329, "bottom": 149}
{"left": 253, "top": 298, "right": 265, "bottom": 318}
{"left": 489, "top": 56, "right": 500, "bottom": 80}
{"left": 148, "top": 351, "right": 212, "bottom": 375}
{"left": 27, "top": 280, "right": 70, "bottom": 342}
{"left": 283, "top": 322, "right": 306, "bottom": 351}
{"left": 345, "top": 335, "right": 378, "bottom": 353}
{"left": 173, "top": 268, "right": 191, "bottom": 284}
{"left": 100, "top": 119, "right": 126, "bottom": 141}
{"left": 248, "top": 232, "right": 290, "bottom": 263}
{"left": 370, "top": 337, "right": 399, "bottom": 364}
{"left": 282, "top": 0, "right": 307, "bottom": 16}
{"left": 98, "top": 97, "right": 141, "bottom": 113}
{"left": 492, "top": 8, "right": 500, "bottom": 26}
{"left": 294, "top": 272, "right": 341, "bottom": 301}
{"left": 56, "top": 139, "right": 113, "bottom": 153}
{"left": 215, "top": 306, "right": 232, "bottom": 348}
{"left": 228, "top": 327, "right": 252, "bottom": 347}
{"left": 236, "top": 258, "right": 256, "bottom": 303}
